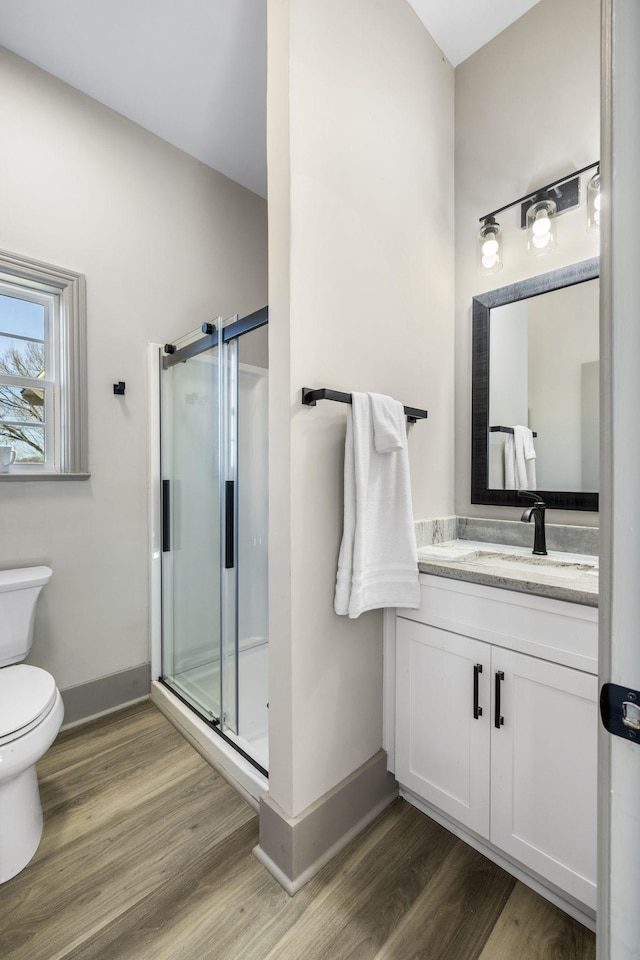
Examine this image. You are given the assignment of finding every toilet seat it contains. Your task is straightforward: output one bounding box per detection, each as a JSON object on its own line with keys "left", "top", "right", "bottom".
{"left": 0, "top": 664, "right": 58, "bottom": 746}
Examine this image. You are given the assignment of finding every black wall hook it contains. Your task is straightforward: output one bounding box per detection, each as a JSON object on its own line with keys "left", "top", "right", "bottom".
{"left": 113, "top": 381, "right": 126, "bottom": 395}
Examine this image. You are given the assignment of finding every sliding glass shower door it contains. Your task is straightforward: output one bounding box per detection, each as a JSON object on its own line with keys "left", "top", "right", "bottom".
{"left": 160, "top": 312, "right": 268, "bottom": 772}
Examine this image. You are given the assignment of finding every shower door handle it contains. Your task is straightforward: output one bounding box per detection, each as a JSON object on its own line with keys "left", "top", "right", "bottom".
{"left": 225, "top": 480, "right": 235, "bottom": 568}
{"left": 162, "top": 479, "right": 170, "bottom": 552}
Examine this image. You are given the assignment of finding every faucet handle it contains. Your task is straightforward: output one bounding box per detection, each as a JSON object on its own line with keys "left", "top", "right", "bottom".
{"left": 518, "top": 490, "right": 546, "bottom": 507}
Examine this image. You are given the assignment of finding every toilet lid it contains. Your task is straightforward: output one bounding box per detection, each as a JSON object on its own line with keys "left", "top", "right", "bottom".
{"left": 0, "top": 664, "right": 57, "bottom": 740}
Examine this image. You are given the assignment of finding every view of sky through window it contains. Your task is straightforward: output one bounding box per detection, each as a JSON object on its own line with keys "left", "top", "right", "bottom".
{"left": 0, "top": 293, "right": 45, "bottom": 340}
{"left": 0, "top": 293, "right": 46, "bottom": 463}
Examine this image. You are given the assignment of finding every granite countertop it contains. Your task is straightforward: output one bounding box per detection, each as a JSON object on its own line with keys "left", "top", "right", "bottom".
{"left": 414, "top": 518, "right": 599, "bottom": 607}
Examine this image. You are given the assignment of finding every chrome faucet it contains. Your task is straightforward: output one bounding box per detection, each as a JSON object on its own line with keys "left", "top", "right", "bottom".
{"left": 519, "top": 491, "right": 547, "bottom": 556}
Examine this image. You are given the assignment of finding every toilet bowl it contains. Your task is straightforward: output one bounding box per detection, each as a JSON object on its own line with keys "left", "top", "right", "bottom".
{"left": 0, "top": 665, "right": 64, "bottom": 882}
{"left": 0, "top": 567, "right": 63, "bottom": 883}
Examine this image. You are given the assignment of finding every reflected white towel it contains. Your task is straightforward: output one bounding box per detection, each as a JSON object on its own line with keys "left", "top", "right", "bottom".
{"left": 504, "top": 425, "right": 537, "bottom": 489}
{"left": 334, "top": 393, "right": 420, "bottom": 619}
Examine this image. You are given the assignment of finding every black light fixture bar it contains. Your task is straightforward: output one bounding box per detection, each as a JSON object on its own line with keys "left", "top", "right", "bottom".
{"left": 479, "top": 161, "right": 599, "bottom": 224}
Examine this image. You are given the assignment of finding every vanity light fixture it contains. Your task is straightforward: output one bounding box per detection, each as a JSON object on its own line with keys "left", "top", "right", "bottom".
{"left": 478, "top": 216, "right": 503, "bottom": 275}
{"left": 526, "top": 196, "right": 557, "bottom": 256}
{"left": 587, "top": 171, "right": 601, "bottom": 231}
{"left": 476, "top": 161, "right": 599, "bottom": 273}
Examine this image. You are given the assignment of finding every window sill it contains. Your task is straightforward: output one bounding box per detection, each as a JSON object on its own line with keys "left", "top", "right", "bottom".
{"left": 0, "top": 472, "right": 91, "bottom": 481}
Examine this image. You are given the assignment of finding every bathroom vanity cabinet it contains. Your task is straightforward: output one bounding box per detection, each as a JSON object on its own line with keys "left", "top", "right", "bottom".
{"left": 388, "top": 574, "right": 598, "bottom": 918}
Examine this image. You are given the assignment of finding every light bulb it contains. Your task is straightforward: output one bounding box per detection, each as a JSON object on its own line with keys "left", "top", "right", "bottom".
{"left": 527, "top": 198, "right": 556, "bottom": 256}
{"left": 532, "top": 232, "right": 551, "bottom": 249}
{"left": 531, "top": 209, "right": 551, "bottom": 236}
{"left": 477, "top": 217, "right": 503, "bottom": 275}
{"left": 587, "top": 172, "right": 601, "bottom": 232}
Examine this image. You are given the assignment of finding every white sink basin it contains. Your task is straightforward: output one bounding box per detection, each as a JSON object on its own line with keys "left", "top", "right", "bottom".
{"left": 470, "top": 551, "right": 597, "bottom": 581}
{"left": 417, "top": 541, "right": 599, "bottom": 583}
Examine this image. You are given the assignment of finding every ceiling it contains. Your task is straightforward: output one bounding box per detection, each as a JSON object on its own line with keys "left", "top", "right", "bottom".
{"left": 407, "top": 0, "right": 541, "bottom": 67}
{"left": 0, "top": 0, "right": 541, "bottom": 199}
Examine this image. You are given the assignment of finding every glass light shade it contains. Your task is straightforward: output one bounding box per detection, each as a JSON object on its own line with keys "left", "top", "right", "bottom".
{"left": 527, "top": 198, "right": 557, "bottom": 256}
{"left": 587, "top": 172, "right": 601, "bottom": 231}
{"left": 478, "top": 218, "right": 503, "bottom": 275}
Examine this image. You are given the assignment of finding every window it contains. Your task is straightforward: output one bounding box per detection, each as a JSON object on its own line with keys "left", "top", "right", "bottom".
{"left": 0, "top": 250, "right": 88, "bottom": 478}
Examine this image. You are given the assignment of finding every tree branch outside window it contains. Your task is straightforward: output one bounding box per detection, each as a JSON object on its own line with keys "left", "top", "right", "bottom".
{"left": 0, "top": 341, "right": 45, "bottom": 461}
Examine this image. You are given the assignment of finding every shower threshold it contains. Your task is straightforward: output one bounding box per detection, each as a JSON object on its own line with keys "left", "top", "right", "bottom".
{"left": 151, "top": 679, "right": 268, "bottom": 807}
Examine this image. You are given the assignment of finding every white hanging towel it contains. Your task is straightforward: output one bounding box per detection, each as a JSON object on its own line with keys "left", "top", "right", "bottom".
{"left": 504, "top": 425, "right": 537, "bottom": 489}
{"left": 334, "top": 392, "right": 420, "bottom": 619}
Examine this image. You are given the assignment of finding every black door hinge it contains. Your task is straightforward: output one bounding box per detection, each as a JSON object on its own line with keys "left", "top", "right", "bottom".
{"left": 600, "top": 683, "right": 640, "bottom": 743}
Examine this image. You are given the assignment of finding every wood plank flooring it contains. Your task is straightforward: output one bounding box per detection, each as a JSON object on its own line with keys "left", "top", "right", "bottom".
{"left": 0, "top": 702, "right": 596, "bottom": 960}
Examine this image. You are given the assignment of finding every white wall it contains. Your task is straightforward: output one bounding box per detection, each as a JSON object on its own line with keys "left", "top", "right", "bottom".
{"left": 268, "top": 0, "right": 455, "bottom": 817}
{"left": 237, "top": 366, "right": 269, "bottom": 648}
{"left": 527, "top": 280, "right": 599, "bottom": 489}
{"left": 455, "top": 0, "right": 600, "bottom": 524}
{"left": 488, "top": 302, "right": 529, "bottom": 488}
{"left": 0, "top": 46, "right": 268, "bottom": 690}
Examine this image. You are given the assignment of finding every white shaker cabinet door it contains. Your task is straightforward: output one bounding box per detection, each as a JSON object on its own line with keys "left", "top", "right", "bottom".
{"left": 490, "top": 647, "right": 598, "bottom": 910}
{"left": 395, "top": 618, "right": 491, "bottom": 837}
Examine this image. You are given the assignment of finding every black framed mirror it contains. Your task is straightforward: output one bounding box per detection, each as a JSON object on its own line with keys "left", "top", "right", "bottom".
{"left": 471, "top": 258, "right": 599, "bottom": 511}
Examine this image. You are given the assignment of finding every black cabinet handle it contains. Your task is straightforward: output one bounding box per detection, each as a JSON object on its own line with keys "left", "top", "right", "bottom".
{"left": 162, "top": 479, "right": 170, "bottom": 552}
{"left": 495, "top": 671, "right": 505, "bottom": 728}
{"left": 473, "top": 664, "right": 483, "bottom": 719}
{"left": 225, "top": 480, "right": 235, "bottom": 569}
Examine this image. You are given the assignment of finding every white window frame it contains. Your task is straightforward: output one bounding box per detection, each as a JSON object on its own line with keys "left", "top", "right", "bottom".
{"left": 0, "top": 249, "right": 88, "bottom": 478}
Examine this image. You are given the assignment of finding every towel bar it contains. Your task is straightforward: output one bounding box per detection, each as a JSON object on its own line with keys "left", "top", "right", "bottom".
{"left": 490, "top": 425, "right": 538, "bottom": 438}
{"left": 301, "top": 387, "right": 427, "bottom": 423}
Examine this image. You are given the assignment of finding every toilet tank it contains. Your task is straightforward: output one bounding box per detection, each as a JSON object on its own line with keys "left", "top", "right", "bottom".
{"left": 0, "top": 567, "right": 53, "bottom": 668}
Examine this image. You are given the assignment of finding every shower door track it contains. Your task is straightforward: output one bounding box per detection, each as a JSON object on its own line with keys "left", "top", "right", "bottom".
{"left": 158, "top": 677, "right": 269, "bottom": 779}
{"left": 163, "top": 306, "right": 269, "bottom": 367}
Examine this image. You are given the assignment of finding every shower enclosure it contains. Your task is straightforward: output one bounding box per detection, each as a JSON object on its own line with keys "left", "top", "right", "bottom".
{"left": 159, "top": 309, "right": 268, "bottom": 775}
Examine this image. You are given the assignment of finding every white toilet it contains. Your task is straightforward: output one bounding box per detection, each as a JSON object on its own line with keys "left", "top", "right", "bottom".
{"left": 0, "top": 566, "right": 64, "bottom": 883}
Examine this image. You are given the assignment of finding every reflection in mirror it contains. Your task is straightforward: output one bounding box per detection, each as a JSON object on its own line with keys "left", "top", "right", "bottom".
{"left": 489, "top": 279, "right": 599, "bottom": 491}
{"left": 472, "top": 258, "right": 599, "bottom": 511}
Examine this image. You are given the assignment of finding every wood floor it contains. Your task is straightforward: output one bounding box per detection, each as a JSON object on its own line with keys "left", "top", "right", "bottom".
{"left": 0, "top": 702, "right": 596, "bottom": 960}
